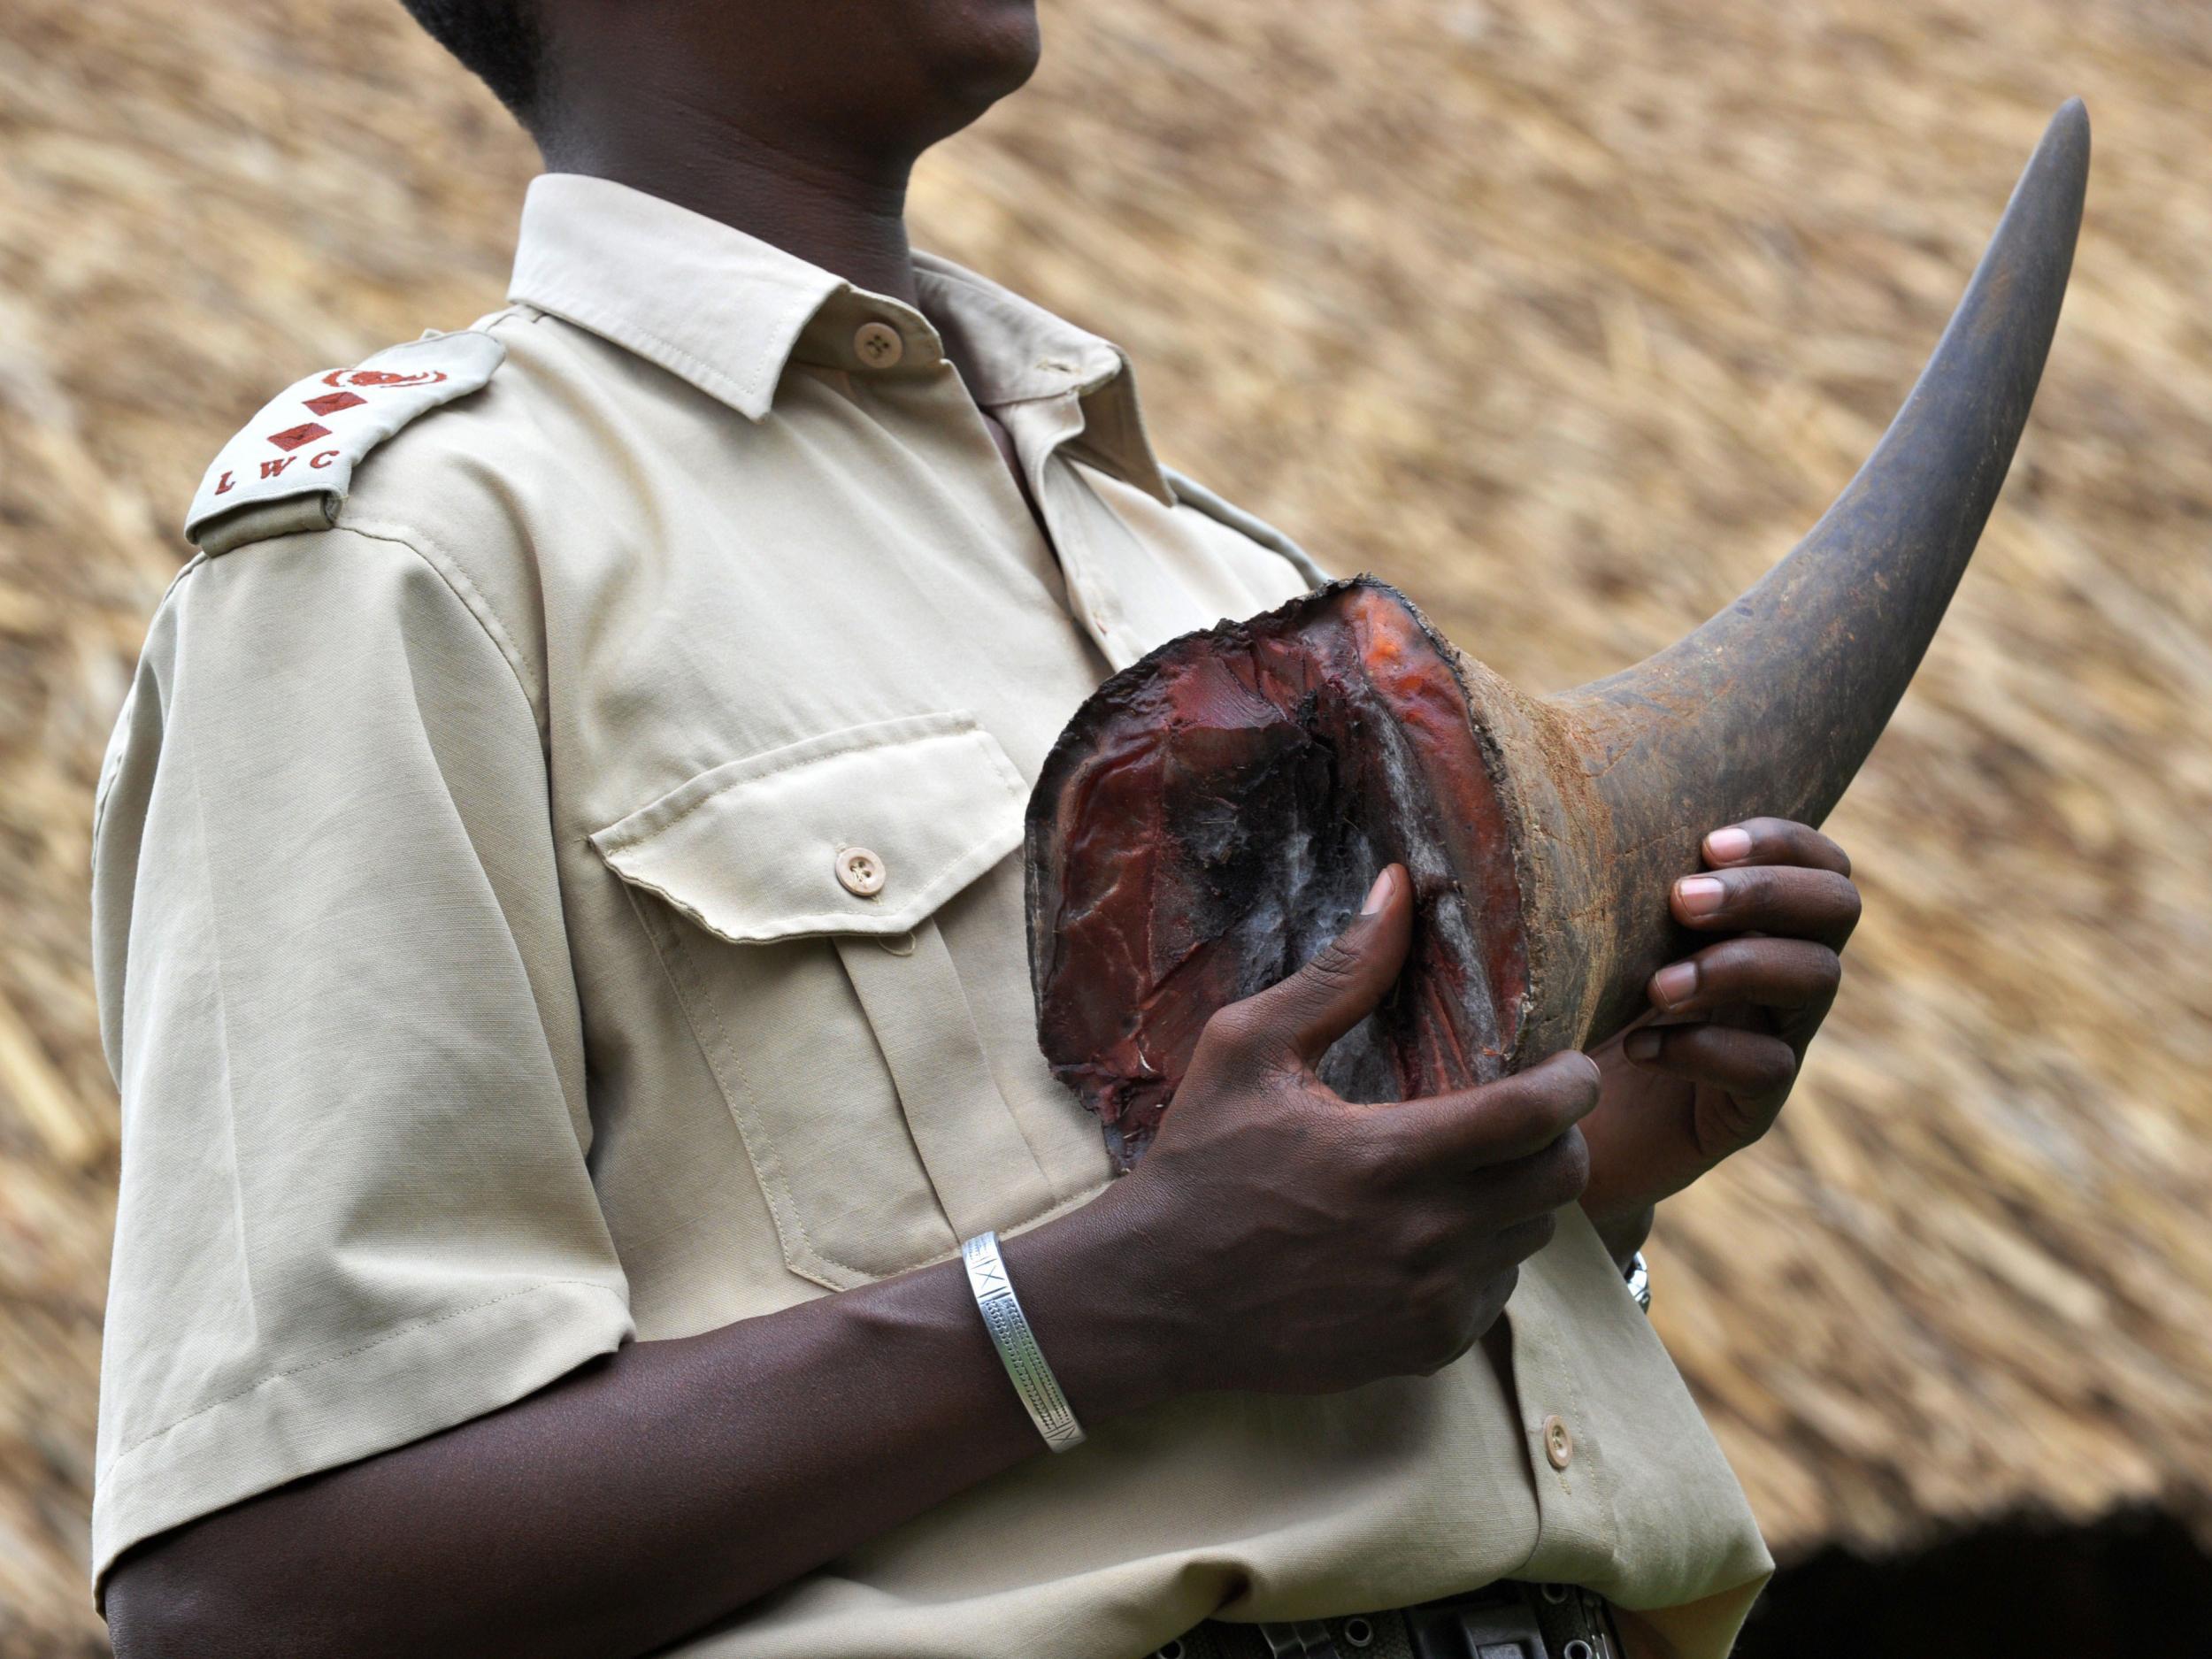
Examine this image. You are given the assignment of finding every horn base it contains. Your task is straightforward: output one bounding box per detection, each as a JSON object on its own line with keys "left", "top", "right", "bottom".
{"left": 1025, "top": 579, "right": 1533, "bottom": 1164}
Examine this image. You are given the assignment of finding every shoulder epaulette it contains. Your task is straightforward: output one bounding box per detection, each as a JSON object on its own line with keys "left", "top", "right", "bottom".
{"left": 184, "top": 329, "right": 506, "bottom": 556}
{"left": 1163, "top": 467, "right": 1331, "bottom": 591}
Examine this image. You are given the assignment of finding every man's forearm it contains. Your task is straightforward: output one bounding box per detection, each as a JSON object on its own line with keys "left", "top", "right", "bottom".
{"left": 104, "top": 1195, "right": 1156, "bottom": 1659}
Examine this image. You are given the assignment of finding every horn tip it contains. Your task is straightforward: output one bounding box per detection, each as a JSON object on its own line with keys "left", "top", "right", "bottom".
{"left": 2047, "top": 97, "right": 2092, "bottom": 158}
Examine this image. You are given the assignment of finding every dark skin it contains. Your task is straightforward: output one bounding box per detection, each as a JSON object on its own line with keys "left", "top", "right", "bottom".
{"left": 103, "top": 1, "right": 1864, "bottom": 1650}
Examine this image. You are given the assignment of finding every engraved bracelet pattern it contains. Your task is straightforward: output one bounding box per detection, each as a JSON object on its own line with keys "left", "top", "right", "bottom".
{"left": 961, "top": 1231, "right": 1087, "bottom": 1453}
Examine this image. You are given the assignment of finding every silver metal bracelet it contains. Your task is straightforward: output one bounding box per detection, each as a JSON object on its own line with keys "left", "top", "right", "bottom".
{"left": 1624, "top": 1249, "right": 1652, "bottom": 1313}
{"left": 960, "top": 1231, "right": 1087, "bottom": 1453}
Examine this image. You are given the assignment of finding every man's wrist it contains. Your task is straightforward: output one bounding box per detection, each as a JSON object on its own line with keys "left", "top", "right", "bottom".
{"left": 1585, "top": 1201, "right": 1655, "bottom": 1274}
{"left": 995, "top": 1182, "right": 1187, "bottom": 1426}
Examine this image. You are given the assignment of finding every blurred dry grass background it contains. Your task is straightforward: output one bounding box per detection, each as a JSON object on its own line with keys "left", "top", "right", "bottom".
{"left": 3, "top": 0, "right": 2208, "bottom": 1651}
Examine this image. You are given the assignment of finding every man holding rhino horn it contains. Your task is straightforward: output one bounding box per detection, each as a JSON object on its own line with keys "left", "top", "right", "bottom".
{"left": 87, "top": 1, "right": 2083, "bottom": 1655}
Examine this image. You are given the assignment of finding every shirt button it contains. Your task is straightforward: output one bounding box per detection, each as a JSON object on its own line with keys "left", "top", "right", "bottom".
{"left": 835, "top": 846, "right": 887, "bottom": 897}
{"left": 1542, "top": 1414, "right": 1574, "bottom": 1471}
{"left": 854, "top": 321, "right": 904, "bottom": 369}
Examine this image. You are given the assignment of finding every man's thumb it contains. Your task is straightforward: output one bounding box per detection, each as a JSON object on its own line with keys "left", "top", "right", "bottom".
{"left": 1241, "top": 864, "right": 1413, "bottom": 1067}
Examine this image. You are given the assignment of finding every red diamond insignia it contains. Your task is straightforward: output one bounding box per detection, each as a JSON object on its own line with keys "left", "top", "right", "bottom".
{"left": 265, "top": 421, "right": 332, "bottom": 451}
{"left": 302, "top": 391, "right": 366, "bottom": 418}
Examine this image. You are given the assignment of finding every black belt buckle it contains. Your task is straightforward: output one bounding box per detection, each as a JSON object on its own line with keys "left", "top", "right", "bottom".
{"left": 1403, "top": 1582, "right": 1614, "bottom": 1659}
{"left": 1405, "top": 1596, "right": 1547, "bottom": 1659}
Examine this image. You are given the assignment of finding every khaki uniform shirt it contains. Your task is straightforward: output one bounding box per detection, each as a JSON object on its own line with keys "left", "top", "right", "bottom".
{"left": 91, "top": 173, "right": 1772, "bottom": 1657}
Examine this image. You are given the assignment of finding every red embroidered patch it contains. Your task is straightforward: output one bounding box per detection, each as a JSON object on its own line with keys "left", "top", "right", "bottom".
{"left": 265, "top": 421, "right": 332, "bottom": 452}
{"left": 302, "top": 390, "right": 367, "bottom": 418}
{"left": 321, "top": 367, "right": 449, "bottom": 390}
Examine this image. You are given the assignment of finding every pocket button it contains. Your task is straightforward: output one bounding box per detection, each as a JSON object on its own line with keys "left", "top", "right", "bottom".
{"left": 836, "top": 845, "right": 887, "bottom": 897}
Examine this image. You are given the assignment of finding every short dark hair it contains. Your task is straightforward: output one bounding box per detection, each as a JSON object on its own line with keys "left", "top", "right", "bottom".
{"left": 398, "top": 0, "right": 545, "bottom": 125}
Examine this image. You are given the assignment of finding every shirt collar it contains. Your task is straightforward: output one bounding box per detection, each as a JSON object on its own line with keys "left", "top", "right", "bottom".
{"left": 507, "top": 173, "right": 1171, "bottom": 501}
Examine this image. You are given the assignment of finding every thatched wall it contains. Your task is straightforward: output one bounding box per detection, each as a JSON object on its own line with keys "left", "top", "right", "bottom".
{"left": 3, "top": 0, "right": 2207, "bottom": 1651}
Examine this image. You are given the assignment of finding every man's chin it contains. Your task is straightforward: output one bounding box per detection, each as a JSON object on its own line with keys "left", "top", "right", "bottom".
{"left": 939, "top": 3, "right": 1043, "bottom": 114}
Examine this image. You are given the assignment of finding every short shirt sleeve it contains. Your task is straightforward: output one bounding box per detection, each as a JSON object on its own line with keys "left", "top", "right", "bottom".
{"left": 88, "top": 526, "right": 634, "bottom": 1595}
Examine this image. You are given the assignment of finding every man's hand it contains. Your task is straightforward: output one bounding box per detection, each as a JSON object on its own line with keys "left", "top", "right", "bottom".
{"left": 1578, "top": 818, "right": 1861, "bottom": 1261}
{"left": 1043, "top": 863, "right": 1599, "bottom": 1401}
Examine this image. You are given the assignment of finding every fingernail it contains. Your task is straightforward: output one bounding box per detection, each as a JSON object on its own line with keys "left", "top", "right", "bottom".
{"left": 1625, "top": 1030, "right": 1663, "bottom": 1064}
{"left": 1677, "top": 875, "right": 1726, "bottom": 916}
{"left": 1360, "top": 865, "right": 1397, "bottom": 916}
{"left": 1706, "top": 826, "right": 1753, "bottom": 863}
{"left": 1653, "top": 961, "right": 1697, "bottom": 1009}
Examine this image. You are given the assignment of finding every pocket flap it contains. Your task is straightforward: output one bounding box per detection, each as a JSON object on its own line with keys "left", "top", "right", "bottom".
{"left": 589, "top": 712, "right": 1027, "bottom": 942}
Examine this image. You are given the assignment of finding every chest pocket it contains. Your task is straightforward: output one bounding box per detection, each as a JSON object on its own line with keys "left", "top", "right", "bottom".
{"left": 590, "top": 711, "right": 1063, "bottom": 1290}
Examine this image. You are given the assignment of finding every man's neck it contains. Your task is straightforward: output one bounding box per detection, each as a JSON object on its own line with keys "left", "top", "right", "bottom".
{"left": 539, "top": 98, "right": 923, "bottom": 305}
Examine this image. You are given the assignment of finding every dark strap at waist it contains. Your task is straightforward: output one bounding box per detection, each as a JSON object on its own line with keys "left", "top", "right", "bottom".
{"left": 1160, "top": 1579, "right": 1622, "bottom": 1659}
